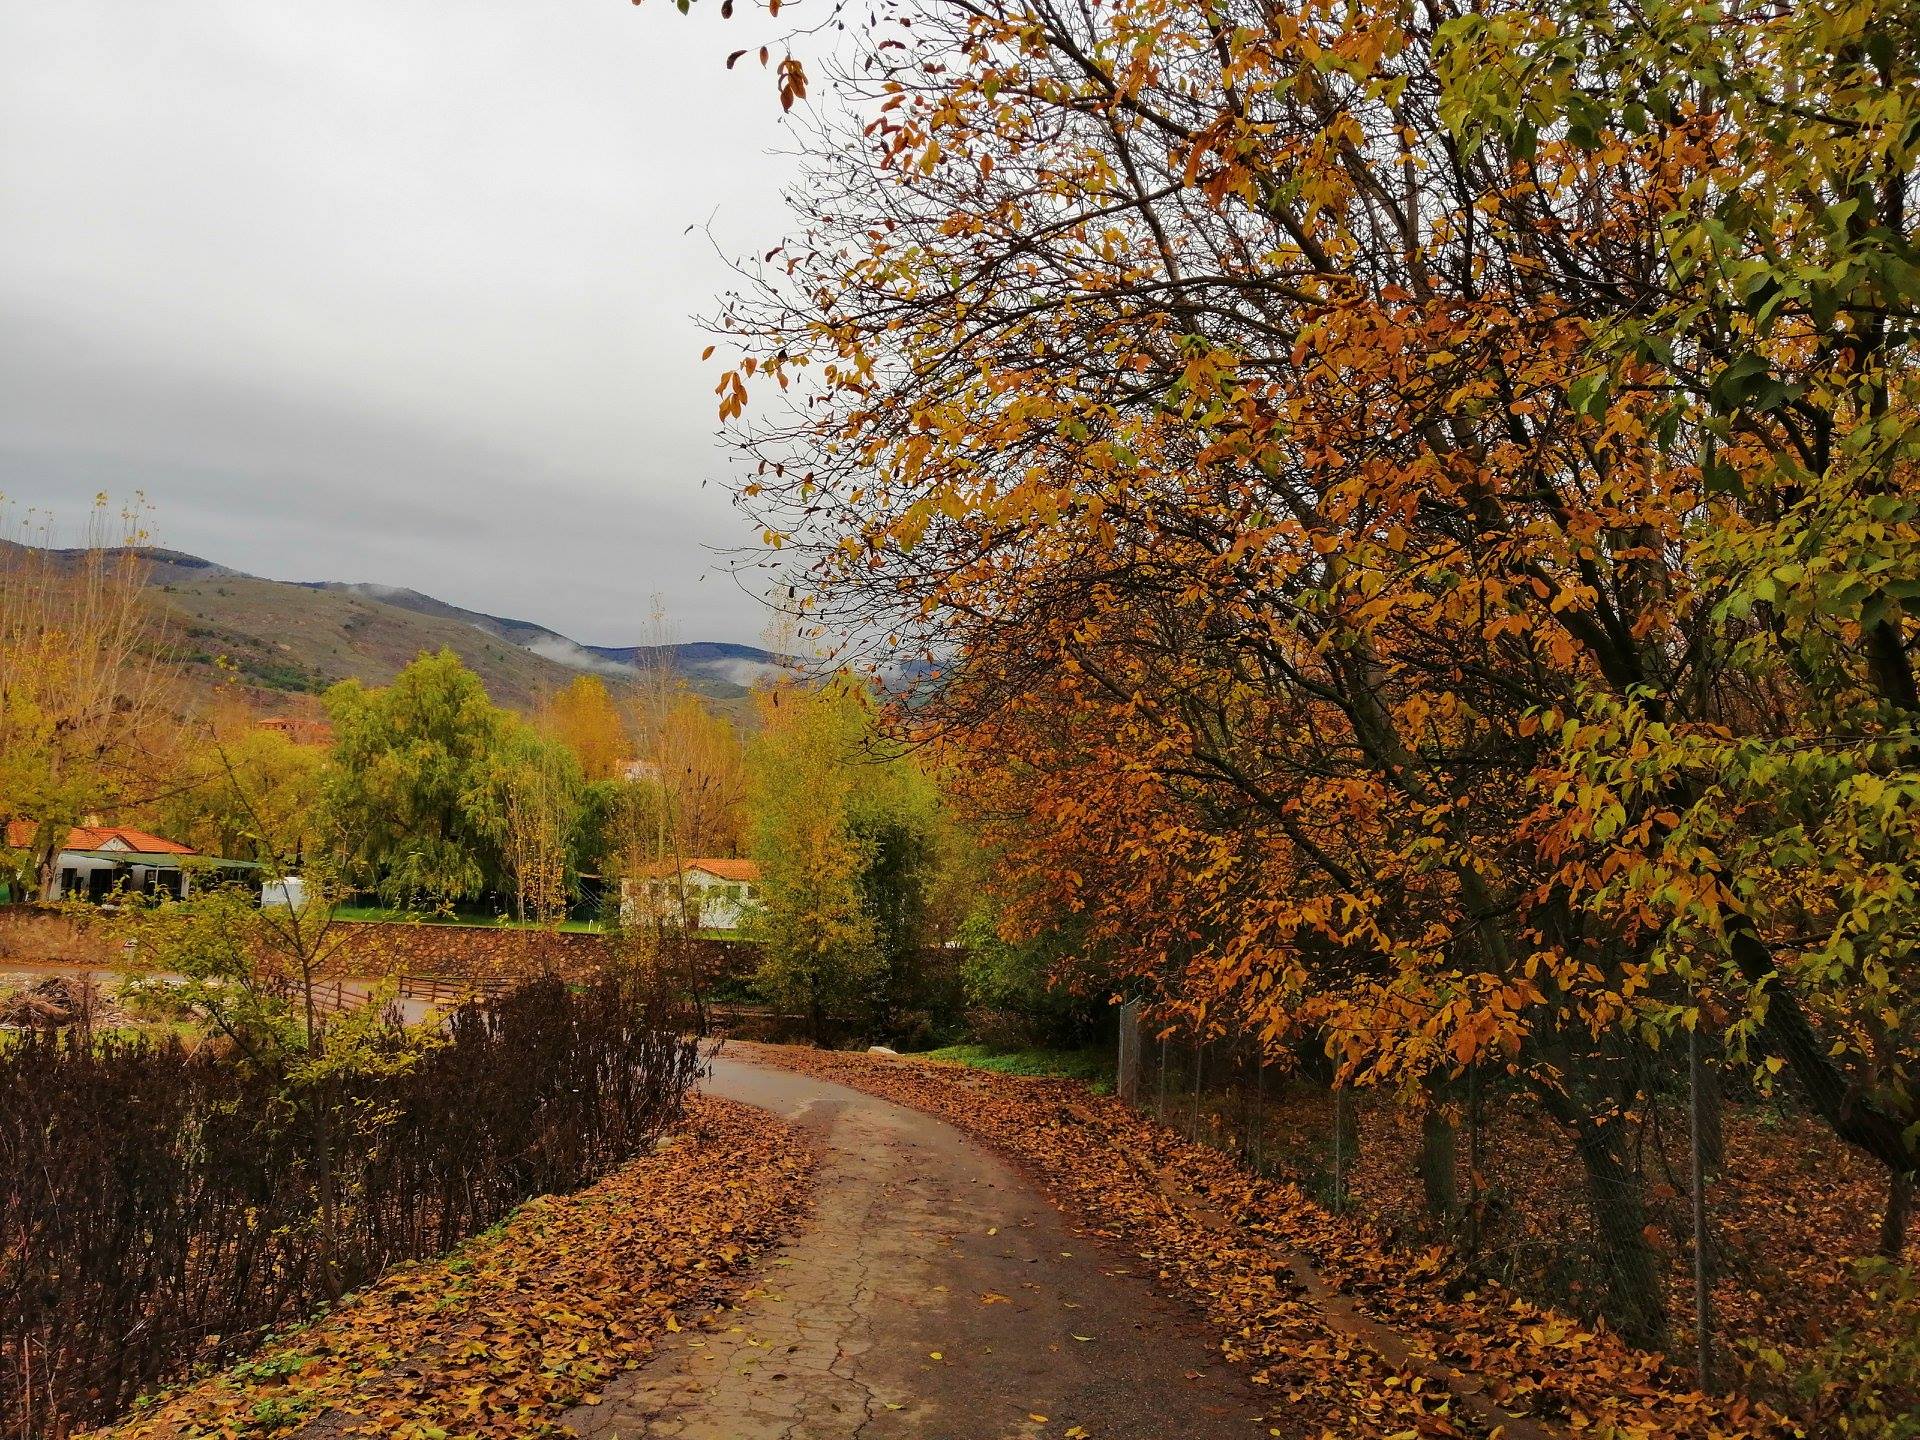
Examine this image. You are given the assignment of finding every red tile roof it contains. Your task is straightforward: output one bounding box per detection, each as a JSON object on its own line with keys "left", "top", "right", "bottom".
{"left": 256, "top": 716, "right": 334, "bottom": 745}
{"left": 3, "top": 820, "right": 196, "bottom": 856}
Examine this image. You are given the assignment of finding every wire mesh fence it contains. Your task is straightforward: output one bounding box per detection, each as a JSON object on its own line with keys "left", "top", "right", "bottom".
{"left": 1114, "top": 1001, "right": 1906, "bottom": 1395}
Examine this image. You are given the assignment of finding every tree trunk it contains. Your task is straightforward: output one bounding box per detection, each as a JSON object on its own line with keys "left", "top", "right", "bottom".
{"left": 1695, "top": 1042, "right": 1725, "bottom": 1172}
{"left": 1568, "top": 1113, "right": 1668, "bottom": 1348}
{"left": 1331, "top": 1085, "right": 1358, "bottom": 1213}
{"left": 1881, "top": 1170, "right": 1914, "bottom": 1260}
{"left": 1419, "top": 1101, "right": 1458, "bottom": 1221}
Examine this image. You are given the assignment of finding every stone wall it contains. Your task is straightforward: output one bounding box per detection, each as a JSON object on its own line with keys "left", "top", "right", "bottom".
{"left": 320, "top": 921, "right": 617, "bottom": 986}
{"left": 0, "top": 906, "right": 891, "bottom": 997}
{"left": 0, "top": 908, "right": 118, "bottom": 968}
{"left": 0, "top": 906, "right": 616, "bottom": 986}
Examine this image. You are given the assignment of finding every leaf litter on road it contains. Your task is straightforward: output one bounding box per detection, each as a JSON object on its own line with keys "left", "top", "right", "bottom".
{"left": 744, "top": 1043, "right": 1796, "bottom": 1440}
{"left": 89, "top": 1097, "right": 814, "bottom": 1440}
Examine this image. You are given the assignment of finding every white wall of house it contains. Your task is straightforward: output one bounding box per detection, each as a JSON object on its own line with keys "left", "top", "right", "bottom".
{"left": 50, "top": 853, "right": 190, "bottom": 902}
{"left": 620, "top": 868, "right": 759, "bottom": 932}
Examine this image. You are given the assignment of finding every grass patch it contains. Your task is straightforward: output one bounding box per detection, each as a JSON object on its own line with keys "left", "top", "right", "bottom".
{"left": 330, "top": 905, "right": 611, "bottom": 934}
{"left": 917, "top": 1042, "right": 1114, "bottom": 1093}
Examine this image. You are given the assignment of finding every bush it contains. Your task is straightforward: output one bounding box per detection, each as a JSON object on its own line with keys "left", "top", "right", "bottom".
{"left": 0, "top": 973, "right": 698, "bottom": 1439}
{"left": 957, "top": 910, "right": 1104, "bottom": 1048}
{"left": 1750, "top": 1259, "right": 1920, "bottom": 1439}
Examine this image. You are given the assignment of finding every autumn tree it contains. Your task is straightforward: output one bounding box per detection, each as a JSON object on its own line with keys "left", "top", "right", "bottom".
{"left": 155, "top": 710, "right": 327, "bottom": 867}
{"left": 741, "top": 674, "right": 947, "bottom": 1037}
{"left": 697, "top": 0, "right": 1920, "bottom": 1341}
{"left": 638, "top": 691, "right": 749, "bottom": 863}
{"left": 487, "top": 725, "right": 586, "bottom": 925}
{"left": 542, "top": 674, "right": 630, "bottom": 782}
{"left": 1441, "top": 0, "right": 1920, "bottom": 1241}
{"left": 745, "top": 678, "right": 881, "bottom": 1040}
{"left": 0, "top": 499, "right": 175, "bottom": 900}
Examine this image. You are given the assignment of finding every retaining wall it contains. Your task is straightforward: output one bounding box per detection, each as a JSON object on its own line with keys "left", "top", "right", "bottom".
{"left": 0, "top": 906, "right": 619, "bottom": 985}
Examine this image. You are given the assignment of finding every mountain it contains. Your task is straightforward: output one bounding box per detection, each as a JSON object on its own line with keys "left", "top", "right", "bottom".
{"left": 1, "top": 541, "right": 786, "bottom": 713}
{"left": 294, "top": 582, "right": 791, "bottom": 694}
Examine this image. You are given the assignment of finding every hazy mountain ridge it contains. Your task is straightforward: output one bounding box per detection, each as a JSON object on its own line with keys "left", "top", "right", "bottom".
{"left": 2, "top": 541, "right": 784, "bottom": 711}
{"left": 296, "top": 580, "right": 791, "bottom": 691}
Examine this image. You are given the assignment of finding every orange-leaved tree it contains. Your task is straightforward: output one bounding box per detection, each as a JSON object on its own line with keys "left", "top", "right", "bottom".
{"left": 693, "top": 0, "right": 1919, "bottom": 1340}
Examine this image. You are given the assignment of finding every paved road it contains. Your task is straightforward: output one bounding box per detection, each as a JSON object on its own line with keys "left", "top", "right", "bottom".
{"left": 561, "top": 1053, "right": 1275, "bottom": 1440}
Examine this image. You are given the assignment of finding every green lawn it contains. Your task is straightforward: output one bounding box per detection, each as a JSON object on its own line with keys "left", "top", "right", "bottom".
{"left": 329, "top": 905, "right": 612, "bottom": 934}
{"left": 916, "top": 1043, "right": 1115, "bottom": 1093}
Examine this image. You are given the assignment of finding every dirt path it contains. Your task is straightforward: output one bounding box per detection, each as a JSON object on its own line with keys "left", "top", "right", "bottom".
{"left": 561, "top": 1053, "right": 1276, "bottom": 1440}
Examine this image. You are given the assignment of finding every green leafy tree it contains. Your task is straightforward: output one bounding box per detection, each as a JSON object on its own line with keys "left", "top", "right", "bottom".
{"left": 746, "top": 676, "right": 955, "bottom": 1039}
{"left": 322, "top": 650, "right": 509, "bottom": 907}
{"left": 484, "top": 723, "right": 586, "bottom": 925}
{"left": 847, "top": 745, "right": 942, "bottom": 1028}
{"left": 957, "top": 900, "right": 1100, "bottom": 1049}
{"left": 745, "top": 679, "right": 882, "bottom": 1041}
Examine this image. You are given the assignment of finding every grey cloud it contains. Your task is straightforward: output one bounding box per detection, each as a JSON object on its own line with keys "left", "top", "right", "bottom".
{"left": 0, "top": 0, "right": 796, "bottom": 645}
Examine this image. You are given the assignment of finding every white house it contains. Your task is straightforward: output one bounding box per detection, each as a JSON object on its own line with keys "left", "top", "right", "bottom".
{"left": 621, "top": 858, "right": 762, "bottom": 932}
{"left": 2, "top": 821, "right": 233, "bottom": 903}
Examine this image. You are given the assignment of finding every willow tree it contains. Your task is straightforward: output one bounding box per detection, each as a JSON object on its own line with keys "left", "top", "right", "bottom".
{"left": 322, "top": 650, "right": 509, "bottom": 907}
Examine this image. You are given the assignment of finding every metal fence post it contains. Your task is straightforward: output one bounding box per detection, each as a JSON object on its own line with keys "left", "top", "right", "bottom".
{"left": 1157, "top": 1031, "right": 1169, "bottom": 1119}
{"left": 1190, "top": 1031, "right": 1205, "bottom": 1140}
{"left": 1689, "top": 1023, "right": 1713, "bottom": 1387}
{"left": 1116, "top": 1001, "right": 1142, "bottom": 1105}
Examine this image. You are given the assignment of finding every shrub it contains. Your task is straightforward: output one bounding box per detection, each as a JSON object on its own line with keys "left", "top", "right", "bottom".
{"left": 0, "top": 972, "right": 698, "bottom": 1439}
{"left": 1750, "top": 1260, "right": 1920, "bottom": 1439}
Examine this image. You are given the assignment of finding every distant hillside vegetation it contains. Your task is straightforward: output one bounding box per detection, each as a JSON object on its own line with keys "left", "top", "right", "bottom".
{"left": 1, "top": 540, "right": 786, "bottom": 716}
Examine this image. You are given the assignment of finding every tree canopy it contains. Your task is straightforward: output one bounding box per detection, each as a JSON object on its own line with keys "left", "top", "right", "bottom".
{"left": 745, "top": 675, "right": 947, "bottom": 1039}
{"left": 710, "top": 0, "right": 1920, "bottom": 1339}
{"left": 323, "top": 650, "right": 513, "bottom": 907}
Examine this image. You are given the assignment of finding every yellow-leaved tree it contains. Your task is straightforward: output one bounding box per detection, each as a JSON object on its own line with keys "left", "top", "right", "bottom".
{"left": 0, "top": 498, "right": 176, "bottom": 901}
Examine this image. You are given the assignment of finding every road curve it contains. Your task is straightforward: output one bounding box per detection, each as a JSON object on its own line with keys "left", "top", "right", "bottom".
{"left": 561, "top": 1052, "right": 1277, "bottom": 1440}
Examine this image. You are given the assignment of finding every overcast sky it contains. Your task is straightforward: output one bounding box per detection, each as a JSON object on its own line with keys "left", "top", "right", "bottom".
{"left": 0, "top": 0, "right": 803, "bottom": 645}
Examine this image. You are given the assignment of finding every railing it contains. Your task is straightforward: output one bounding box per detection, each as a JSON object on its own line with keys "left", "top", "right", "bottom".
{"left": 395, "top": 973, "right": 506, "bottom": 1007}
{"left": 305, "top": 975, "right": 507, "bottom": 1019}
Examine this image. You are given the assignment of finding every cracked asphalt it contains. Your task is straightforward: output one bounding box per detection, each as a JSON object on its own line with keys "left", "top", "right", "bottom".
{"left": 560, "top": 1052, "right": 1276, "bottom": 1440}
